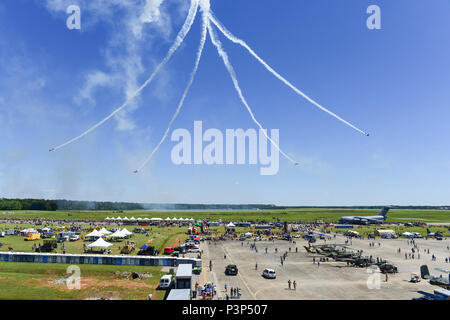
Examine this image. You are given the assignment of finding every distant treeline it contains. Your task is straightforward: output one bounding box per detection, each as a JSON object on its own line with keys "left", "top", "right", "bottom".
{"left": 57, "top": 201, "right": 276, "bottom": 211}
{"left": 141, "top": 203, "right": 278, "bottom": 210}
{"left": 0, "top": 198, "right": 57, "bottom": 211}
{"left": 1, "top": 198, "right": 449, "bottom": 211}
{"left": 55, "top": 200, "right": 144, "bottom": 211}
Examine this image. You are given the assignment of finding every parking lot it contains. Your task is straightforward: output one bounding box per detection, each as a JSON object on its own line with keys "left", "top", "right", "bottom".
{"left": 194, "top": 233, "right": 450, "bottom": 300}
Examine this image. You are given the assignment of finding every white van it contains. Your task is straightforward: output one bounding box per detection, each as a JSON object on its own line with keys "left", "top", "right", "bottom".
{"left": 159, "top": 275, "right": 174, "bottom": 290}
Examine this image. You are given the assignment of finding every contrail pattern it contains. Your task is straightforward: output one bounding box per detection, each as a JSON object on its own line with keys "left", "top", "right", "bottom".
{"left": 208, "top": 11, "right": 369, "bottom": 136}
{"left": 134, "top": 3, "right": 209, "bottom": 173}
{"left": 49, "top": 0, "right": 370, "bottom": 173}
{"left": 207, "top": 21, "right": 299, "bottom": 165}
{"left": 50, "top": 0, "right": 200, "bottom": 152}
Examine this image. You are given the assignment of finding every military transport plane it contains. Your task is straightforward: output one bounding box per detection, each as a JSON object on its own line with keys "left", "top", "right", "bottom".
{"left": 420, "top": 265, "right": 450, "bottom": 289}
{"left": 338, "top": 206, "right": 390, "bottom": 225}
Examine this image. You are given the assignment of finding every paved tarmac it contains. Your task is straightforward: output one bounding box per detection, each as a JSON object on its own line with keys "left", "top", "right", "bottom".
{"left": 193, "top": 233, "right": 450, "bottom": 300}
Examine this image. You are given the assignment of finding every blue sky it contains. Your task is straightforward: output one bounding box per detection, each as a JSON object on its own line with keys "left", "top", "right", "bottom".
{"left": 1, "top": 0, "right": 450, "bottom": 205}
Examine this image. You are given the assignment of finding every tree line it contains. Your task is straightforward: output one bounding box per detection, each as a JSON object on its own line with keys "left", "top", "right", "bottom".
{"left": 0, "top": 198, "right": 57, "bottom": 211}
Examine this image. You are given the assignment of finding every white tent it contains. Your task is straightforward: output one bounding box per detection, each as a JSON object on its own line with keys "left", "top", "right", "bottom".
{"left": 105, "top": 217, "right": 110, "bottom": 220}
{"left": 123, "top": 217, "right": 129, "bottom": 221}
{"left": 179, "top": 217, "right": 184, "bottom": 221}
{"left": 85, "top": 229, "right": 102, "bottom": 238}
{"left": 121, "top": 228, "right": 132, "bottom": 236}
{"left": 144, "top": 217, "right": 150, "bottom": 221}
{"left": 109, "top": 229, "right": 126, "bottom": 238}
{"left": 150, "top": 217, "right": 160, "bottom": 221}
{"left": 190, "top": 218, "right": 194, "bottom": 221}
{"left": 226, "top": 222, "right": 236, "bottom": 228}
{"left": 137, "top": 217, "right": 142, "bottom": 221}
{"left": 165, "top": 217, "right": 171, "bottom": 221}
{"left": 98, "top": 228, "right": 111, "bottom": 236}
{"left": 116, "top": 217, "right": 122, "bottom": 221}
{"left": 130, "top": 217, "right": 136, "bottom": 221}
{"left": 87, "top": 237, "right": 112, "bottom": 248}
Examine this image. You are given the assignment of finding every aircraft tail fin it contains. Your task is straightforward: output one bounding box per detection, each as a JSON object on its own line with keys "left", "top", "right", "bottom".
{"left": 420, "top": 265, "right": 431, "bottom": 279}
{"left": 378, "top": 206, "right": 390, "bottom": 217}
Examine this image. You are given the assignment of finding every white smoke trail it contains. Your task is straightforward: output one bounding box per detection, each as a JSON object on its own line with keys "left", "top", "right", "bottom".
{"left": 208, "top": 12, "right": 369, "bottom": 137}
{"left": 49, "top": 0, "right": 200, "bottom": 152}
{"left": 207, "top": 21, "right": 299, "bottom": 166}
{"left": 134, "top": 2, "right": 209, "bottom": 173}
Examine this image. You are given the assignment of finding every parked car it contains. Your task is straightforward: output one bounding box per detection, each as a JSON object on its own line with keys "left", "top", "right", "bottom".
{"left": 189, "top": 247, "right": 201, "bottom": 253}
{"left": 175, "top": 246, "right": 187, "bottom": 254}
{"left": 225, "top": 264, "right": 238, "bottom": 275}
{"left": 184, "top": 244, "right": 198, "bottom": 250}
{"left": 262, "top": 268, "right": 276, "bottom": 279}
{"left": 163, "top": 247, "right": 174, "bottom": 255}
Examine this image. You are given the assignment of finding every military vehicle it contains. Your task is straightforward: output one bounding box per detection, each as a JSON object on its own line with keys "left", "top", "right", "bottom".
{"left": 38, "top": 239, "right": 58, "bottom": 252}
{"left": 137, "top": 245, "right": 157, "bottom": 256}
{"left": 120, "top": 241, "right": 136, "bottom": 254}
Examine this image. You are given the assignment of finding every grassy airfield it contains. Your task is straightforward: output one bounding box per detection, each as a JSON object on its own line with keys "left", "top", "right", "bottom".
{"left": 1, "top": 208, "right": 450, "bottom": 223}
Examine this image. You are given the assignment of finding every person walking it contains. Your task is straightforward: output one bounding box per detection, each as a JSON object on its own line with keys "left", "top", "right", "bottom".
{"left": 288, "top": 279, "right": 291, "bottom": 290}
{"left": 293, "top": 280, "right": 297, "bottom": 290}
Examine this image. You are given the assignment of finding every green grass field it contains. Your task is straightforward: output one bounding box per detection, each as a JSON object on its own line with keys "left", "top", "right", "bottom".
{"left": 1, "top": 208, "right": 450, "bottom": 222}
{"left": 0, "top": 262, "right": 167, "bottom": 300}
{"left": 0, "top": 223, "right": 189, "bottom": 255}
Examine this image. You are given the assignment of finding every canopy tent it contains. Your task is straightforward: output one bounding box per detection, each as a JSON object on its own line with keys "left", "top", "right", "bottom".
{"left": 140, "top": 244, "right": 148, "bottom": 249}
{"left": 87, "top": 237, "right": 112, "bottom": 248}
{"left": 121, "top": 228, "right": 133, "bottom": 236}
{"left": 122, "top": 217, "right": 129, "bottom": 220}
{"left": 179, "top": 217, "right": 184, "bottom": 221}
{"left": 41, "top": 227, "right": 51, "bottom": 232}
{"left": 165, "top": 217, "right": 171, "bottom": 221}
{"left": 105, "top": 217, "right": 111, "bottom": 220}
{"left": 130, "top": 217, "right": 136, "bottom": 221}
{"left": 226, "top": 223, "right": 236, "bottom": 228}
{"left": 144, "top": 218, "right": 151, "bottom": 221}
{"left": 109, "top": 229, "right": 126, "bottom": 238}
{"left": 115, "top": 217, "right": 122, "bottom": 221}
{"left": 85, "top": 229, "right": 102, "bottom": 238}
{"left": 151, "top": 217, "right": 162, "bottom": 221}
{"left": 137, "top": 217, "right": 142, "bottom": 221}
{"left": 172, "top": 217, "right": 178, "bottom": 221}
{"left": 98, "top": 228, "right": 111, "bottom": 236}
